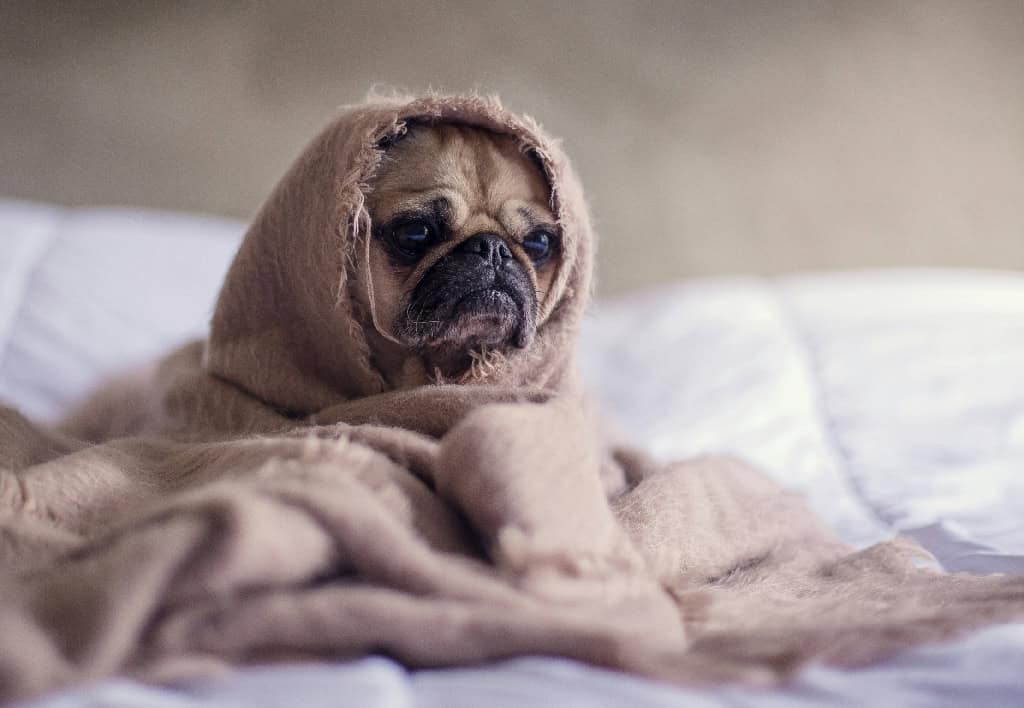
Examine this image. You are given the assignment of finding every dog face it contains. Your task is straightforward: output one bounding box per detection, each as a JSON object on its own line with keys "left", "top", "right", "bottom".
{"left": 364, "top": 123, "right": 559, "bottom": 375}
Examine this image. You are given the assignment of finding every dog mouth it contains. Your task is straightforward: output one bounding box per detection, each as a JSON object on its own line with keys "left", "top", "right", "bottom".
{"left": 400, "top": 270, "right": 536, "bottom": 353}
{"left": 454, "top": 287, "right": 517, "bottom": 314}
{"left": 437, "top": 284, "right": 526, "bottom": 348}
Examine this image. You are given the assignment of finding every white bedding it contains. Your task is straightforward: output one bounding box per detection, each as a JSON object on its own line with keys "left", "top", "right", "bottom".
{"left": 3, "top": 198, "right": 1023, "bottom": 707}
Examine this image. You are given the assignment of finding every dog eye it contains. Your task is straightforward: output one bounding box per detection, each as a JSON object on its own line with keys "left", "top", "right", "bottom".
{"left": 391, "top": 221, "right": 434, "bottom": 258}
{"left": 522, "top": 230, "right": 555, "bottom": 265}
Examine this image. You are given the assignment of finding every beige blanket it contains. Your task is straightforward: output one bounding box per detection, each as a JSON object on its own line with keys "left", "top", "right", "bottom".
{"left": 2, "top": 94, "right": 1022, "bottom": 703}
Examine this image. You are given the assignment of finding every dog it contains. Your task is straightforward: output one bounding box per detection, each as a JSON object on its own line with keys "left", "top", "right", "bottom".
{"left": 363, "top": 123, "right": 560, "bottom": 380}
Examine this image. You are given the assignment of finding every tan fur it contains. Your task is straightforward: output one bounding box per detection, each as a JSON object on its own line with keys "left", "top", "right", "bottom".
{"left": 362, "top": 124, "right": 559, "bottom": 385}
{"left": 0, "top": 93, "right": 1022, "bottom": 703}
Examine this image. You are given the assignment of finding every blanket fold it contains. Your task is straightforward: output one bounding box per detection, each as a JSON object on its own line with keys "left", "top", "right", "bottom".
{"left": 2, "top": 93, "right": 1022, "bottom": 703}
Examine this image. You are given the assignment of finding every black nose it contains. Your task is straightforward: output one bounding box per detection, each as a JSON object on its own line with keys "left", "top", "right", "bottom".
{"left": 457, "top": 233, "right": 513, "bottom": 267}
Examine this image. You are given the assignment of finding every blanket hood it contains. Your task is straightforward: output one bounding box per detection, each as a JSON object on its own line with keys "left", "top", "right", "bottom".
{"left": 204, "top": 93, "right": 595, "bottom": 415}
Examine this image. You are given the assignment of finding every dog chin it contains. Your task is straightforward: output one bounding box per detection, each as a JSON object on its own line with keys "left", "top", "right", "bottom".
{"left": 432, "top": 295, "right": 526, "bottom": 349}
{"left": 445, "top": 288, "right": 524, "bottom": 346}
{"left": 400, "top": 286, "right": 534, "bottom": 356}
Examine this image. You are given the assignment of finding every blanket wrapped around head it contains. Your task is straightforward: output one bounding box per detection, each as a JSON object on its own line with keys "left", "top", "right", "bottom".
{"left": 1, "top": 93, "right": 1022, "bottom": 703}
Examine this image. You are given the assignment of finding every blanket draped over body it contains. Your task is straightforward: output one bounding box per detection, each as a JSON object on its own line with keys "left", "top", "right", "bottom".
{"left": 1, "top": 94, "right": 1022, "bottom": 703}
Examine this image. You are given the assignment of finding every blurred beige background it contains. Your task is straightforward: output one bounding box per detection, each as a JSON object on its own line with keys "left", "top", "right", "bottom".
{"left": 1, "top": 1, "right": 1022, "bottom": 294}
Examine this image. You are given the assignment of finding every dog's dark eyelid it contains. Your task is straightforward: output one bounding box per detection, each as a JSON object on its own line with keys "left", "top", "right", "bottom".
{"left": 532, "top": 224, "right": 560, "bottom": 240}
{"left": 430, "top": 197, "right": 453, "bottom": 231}
{"left": 382, "top": 198, "right": 452, "bottom": 241}
{"left": 389, "top": 212, "right": 431, "bottom": 227}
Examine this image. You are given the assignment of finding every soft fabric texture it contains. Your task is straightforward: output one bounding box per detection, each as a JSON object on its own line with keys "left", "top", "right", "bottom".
{"left": 1, "top": 94, "right": 1023, "bottom": 704}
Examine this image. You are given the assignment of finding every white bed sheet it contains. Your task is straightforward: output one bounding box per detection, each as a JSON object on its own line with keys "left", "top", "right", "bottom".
{"left": 3, "top": 199, "right": 1023, "bottom": 707}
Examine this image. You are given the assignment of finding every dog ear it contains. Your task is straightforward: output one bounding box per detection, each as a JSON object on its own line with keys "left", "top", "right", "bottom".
{"left": 376, "top": 118, "right": 431, "bottom": 150}
{"left": 376, "top": 124, "right": 408, "bottom": 150}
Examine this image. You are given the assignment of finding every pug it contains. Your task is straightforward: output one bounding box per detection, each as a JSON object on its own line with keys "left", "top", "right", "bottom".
{"left": 363, "top": 123, "right": 560, "bottom": 381}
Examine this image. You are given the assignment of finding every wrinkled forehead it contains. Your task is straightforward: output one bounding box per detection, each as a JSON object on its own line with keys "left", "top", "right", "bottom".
{"left": 367, "top": 123, "right": 552, "bottom": 224}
